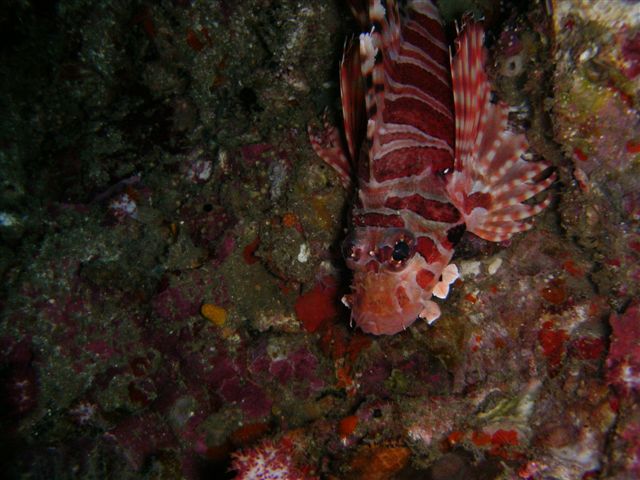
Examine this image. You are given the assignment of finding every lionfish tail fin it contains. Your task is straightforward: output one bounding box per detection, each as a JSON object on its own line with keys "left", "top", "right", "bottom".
{"left": 446, "top": 21, "right": 555, "bottom": 242}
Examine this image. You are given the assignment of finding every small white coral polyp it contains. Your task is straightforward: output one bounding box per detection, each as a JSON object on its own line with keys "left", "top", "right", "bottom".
{"left": 230, "top": 439, "right": 309, "bottom": 480}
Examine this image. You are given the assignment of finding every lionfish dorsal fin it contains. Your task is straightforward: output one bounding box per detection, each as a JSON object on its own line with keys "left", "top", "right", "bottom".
{"left": 358, "top": 0, "right": 400, "bottom": 145}
{"left": 446, "top": 21, "right": 555, "bottom": 242}
{"left": 342, "top": 0, "right": 403, "bottom": 160}
{"left": 340, "top": 37, "right": 366, "bottom": 162}
{"left": 346, "top": 0, "right": 369, "bottom": 28}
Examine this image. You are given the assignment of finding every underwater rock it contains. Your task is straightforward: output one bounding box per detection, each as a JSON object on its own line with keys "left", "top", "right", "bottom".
{"left": 3, "top": 0, "right": 640, "bottom": 478}
{"left": 606, "top": 400, "right": 640, "bottom": 477}
{"left": 552, "top": 0, "right": 640, "bottom": 301}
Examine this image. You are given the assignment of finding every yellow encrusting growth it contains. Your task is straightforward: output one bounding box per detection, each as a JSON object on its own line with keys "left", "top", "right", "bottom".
{"left": 201, "top": 303, "right": 227, "bottom": 326}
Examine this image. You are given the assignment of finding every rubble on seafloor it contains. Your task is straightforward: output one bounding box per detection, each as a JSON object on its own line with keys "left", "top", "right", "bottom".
{"left": 0, "top": 0, "right": 639, "bottom": 479}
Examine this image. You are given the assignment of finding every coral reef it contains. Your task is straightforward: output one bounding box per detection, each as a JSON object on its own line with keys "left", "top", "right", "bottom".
{"left": 230, "top": 439, "right": 316, "bottom": 480}
{"left": 0, "top": 0, "right": 639, "bottom": 478}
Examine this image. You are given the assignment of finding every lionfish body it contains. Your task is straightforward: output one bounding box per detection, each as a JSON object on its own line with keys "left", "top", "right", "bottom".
{"left": 310, "top": 0, "right": 554, "bottom": 335}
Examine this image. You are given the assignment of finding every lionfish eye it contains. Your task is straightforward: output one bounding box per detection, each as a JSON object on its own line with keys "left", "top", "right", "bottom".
{"left": 381, "top": 229, "right": 415, "bottom": 269}
{"left": 392, "top": 240, "right": 410, "bottom": 262}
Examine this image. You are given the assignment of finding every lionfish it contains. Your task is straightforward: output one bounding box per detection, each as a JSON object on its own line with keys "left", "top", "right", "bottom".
{"left": 309, "top": 0, "right": 554, "bottom": 335}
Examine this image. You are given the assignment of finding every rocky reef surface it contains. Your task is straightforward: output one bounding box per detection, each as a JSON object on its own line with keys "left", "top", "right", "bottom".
{"left": 1, "top": 0, "right": 639, "bottom": 478}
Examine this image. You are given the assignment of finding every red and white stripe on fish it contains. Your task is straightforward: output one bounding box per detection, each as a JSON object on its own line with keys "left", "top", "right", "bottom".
{"left": 309, "top": 0, "right": 555, "bottom": 335}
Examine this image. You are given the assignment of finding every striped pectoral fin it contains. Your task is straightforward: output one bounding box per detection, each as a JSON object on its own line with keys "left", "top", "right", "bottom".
{"left": 308, "top": 30, "right": 369, "bottom": 191}
{"left": 446, "top": 20, "right": 555, "bottom": 242}
{"left": 308, "top": 111, "right": 353, "bottom": 190}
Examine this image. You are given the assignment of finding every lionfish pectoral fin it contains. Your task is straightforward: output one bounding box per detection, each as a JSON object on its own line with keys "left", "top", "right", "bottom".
{"left": 308, "top": 111, "right": 353, "bottom": 190}
{"left": 446, "top": 21, "right": 555, "bottom": 243}
{"left": 307, "top": 28, "right": 369, "bottom": 191}
{"left": 420, "top": 300, "right": 441, "bottom": 325}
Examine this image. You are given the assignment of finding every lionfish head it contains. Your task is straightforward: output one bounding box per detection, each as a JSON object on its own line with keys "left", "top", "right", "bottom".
{"left": 342, "top": 227, "right": 451, "bottom": 335}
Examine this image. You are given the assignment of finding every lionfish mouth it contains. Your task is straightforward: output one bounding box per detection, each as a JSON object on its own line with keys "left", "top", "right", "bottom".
{"left": 347, "top": 272, "right": 424, "bottom": 335}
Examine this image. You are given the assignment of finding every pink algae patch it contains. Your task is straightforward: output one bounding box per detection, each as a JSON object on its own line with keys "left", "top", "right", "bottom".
{"left": 240, "top": 143, "right": 272, "bottom": 164}
{"left": 562, "top": 259, "right": 584, "bottom": 278}
{"left": 607, "top": 302, "right": 640, "bottom": 394}
{"left": 571, "top": 337, "right": 605, "bottom": 360}
{"left": 573, "top": 146, "right": 588, "bottom": 161}
{"left": 294, "top": 279, "right": 340, "bottom": 332}
{"left": 621, "top": 31, "right": 640, "bottom": 79}
{"left": 538, "top": 320, "right": 568, "bottom": 370}
{"left": 186, "top": 28, "right": 205, "bottom": 51}
{"left": 491, "top": 429, "right": 519, "bottom": 446}
{"left": 541, "top": 279, "right": 567, "bottom": 305}
{"left": 242, "top": 237, "right": 260, "bottom": 264}
{"left": 626, "top": 140, "right": 640, "bottom": 154}
{"left": 84, "top": 340, "right": 116, "bottom": 360}
{"left": 471, "top": 431, "right": 492, "bottom": 446}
